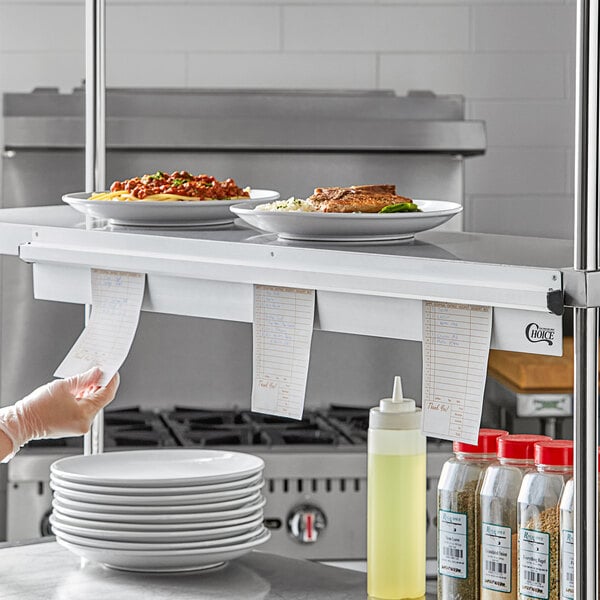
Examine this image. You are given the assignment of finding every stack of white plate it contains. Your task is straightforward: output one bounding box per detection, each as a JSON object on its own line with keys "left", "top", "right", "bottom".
{"left": 50, "top": 449, "right": 270, "bottom": 573}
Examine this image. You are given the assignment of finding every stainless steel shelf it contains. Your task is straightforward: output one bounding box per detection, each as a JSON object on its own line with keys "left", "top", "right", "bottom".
{"left": 0, "top": 205, "right": 570, "bottom": 356}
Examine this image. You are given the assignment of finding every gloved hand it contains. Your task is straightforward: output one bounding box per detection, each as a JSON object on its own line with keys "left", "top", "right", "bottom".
{"left": 0, "top": 367, "right": 119, "bottom": 460}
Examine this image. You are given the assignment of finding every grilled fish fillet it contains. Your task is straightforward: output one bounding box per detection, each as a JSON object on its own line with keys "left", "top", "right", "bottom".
{"left": 307, "top": 185, "right": 413, "bottom": 213}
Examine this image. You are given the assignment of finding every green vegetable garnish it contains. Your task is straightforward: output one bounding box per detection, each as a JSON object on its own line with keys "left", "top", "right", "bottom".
{"left": 171, "top": 178, "right": 186, "bottom": 186}
{"left": 379, "top": 202, "right": 421, "bottom": 213}
{"left": 148, "top": 171, "right": 166, "bottom": 181}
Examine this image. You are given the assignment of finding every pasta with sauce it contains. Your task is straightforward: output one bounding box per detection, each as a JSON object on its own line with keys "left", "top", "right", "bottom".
{"left": 91, "top": 171, "right": 251, "bottom": 202}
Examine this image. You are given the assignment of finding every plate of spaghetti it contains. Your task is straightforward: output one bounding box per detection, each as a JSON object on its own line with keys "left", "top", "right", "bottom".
{"left": 62, "top": 171, "right": 279, "bottom": 227}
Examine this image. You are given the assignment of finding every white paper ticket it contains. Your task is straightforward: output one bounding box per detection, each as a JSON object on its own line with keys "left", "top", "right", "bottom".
{"left": 421, "top": 301, "right": 492, "bottom": 444}
{"left": 54, "top": 269, "right": 145, "bottom": 386}
{"left": 252, "top": 285, "right": 315, "bottom": 420}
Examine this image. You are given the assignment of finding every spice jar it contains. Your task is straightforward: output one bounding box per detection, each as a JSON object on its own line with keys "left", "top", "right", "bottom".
{"left": 437, "top": 428, "right": 508, "bottom": 600}
{"left": 517, "top": 440, "right": 573, "bottom": 600}
{"left": 479, "top": 434, "right": 550, "bottom": 600}
{"left": 558, "top": 447, "right": 600, "bottom": 600}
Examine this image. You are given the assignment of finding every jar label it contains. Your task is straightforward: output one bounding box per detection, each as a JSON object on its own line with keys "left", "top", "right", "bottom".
{"left": 481, "top": 522, "right": 512, "bottom": 592}
{"left": 519, "top": 528, "right": 550, "bottom": 600}
{"left": 438, "top": 510, "right": 468, "bottom": 579}
{"left": 560, "top": 529, "right": 574, "bottom": 600}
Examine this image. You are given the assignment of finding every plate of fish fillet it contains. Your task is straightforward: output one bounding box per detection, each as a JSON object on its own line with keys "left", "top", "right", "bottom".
{"left": 230, "top": 185, "right": 462, "bottom": 243}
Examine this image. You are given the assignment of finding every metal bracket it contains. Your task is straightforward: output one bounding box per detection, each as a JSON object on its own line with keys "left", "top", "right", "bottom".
{"left": 563, "top": 268, "right": 600, "bottom": 308}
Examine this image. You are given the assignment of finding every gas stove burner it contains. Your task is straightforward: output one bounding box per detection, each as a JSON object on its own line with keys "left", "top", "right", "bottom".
{"left": 265, "top": 429, "right": 339, "bottom": 446}
{"left": 167, "top": 406, "right": 247, "bottom": 426}
{"left": 183, "top": 427, "right": 265, "bottom": 447}
{"left": 244, "top": 413, "right": 303, "bottom": 425}
{"left": 109, "top": 430, "right": 174, "bottom": 447}
{"left": 319, "top": 405, "right": 371, "bottom": 443}
{"left": 324, "top": 404, "right": 370, "bottom": 429}
{"left": 160, "top": 407, "right": 356, "bottom": 448}
{"left": 104, "top": 407, "right": 159, "bottom": 427}
{"left": 23, "top": 407, "right": 179, "bottom": 450}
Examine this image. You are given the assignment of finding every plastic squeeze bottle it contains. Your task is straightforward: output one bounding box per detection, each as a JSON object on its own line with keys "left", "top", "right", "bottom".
{"left": 367, "top": 376, "right": 426, "bottom": 600}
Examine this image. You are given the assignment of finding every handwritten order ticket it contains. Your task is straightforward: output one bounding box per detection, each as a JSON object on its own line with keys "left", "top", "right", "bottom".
{"left": 252, "top": 285, "right": 315, "bottom": 420}
{"left": 421, "top": 301, "right": 492, "bottom": 444}
{"left": 55, "top": 269, "right": 145, "bottom": 387}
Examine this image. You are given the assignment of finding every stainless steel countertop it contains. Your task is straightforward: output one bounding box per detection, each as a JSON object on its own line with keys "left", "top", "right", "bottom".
{"left": 0, "top": 539, "right": 363, "bottom": 600}
{"left": 0, "top": 539, "right": 436, "bottom": 599}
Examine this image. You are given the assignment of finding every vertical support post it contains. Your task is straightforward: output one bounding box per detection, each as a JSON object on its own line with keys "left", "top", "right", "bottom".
{"left": 573, "top": 1, "right": 599, "bottom": 599}
{"left": 84, "top": 0, "right": 106, "bottom": 456}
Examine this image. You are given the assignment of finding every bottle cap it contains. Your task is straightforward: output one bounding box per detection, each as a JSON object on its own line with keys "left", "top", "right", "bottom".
{"left": 369, "top": 376, "right": 421, "bottom": 431}
{"left": 453, "top": 429, "right": 508, "bottom": 455}
{"left": 534, "top": 440, "right": 573, "bottom": 467}
{"left": 497, "top": 434, "right": 552, "bottom": 460}
{"left": 379, "top": 376, "right": 416, "bottom": 414}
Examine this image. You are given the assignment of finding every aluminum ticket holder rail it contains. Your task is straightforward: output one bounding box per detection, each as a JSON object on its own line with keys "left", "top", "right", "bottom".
{"left": 5, "top": 223, "right": 565, "bottom": 344}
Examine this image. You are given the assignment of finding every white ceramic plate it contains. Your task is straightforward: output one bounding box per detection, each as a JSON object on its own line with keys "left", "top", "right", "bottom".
{"left": 51, "top": 496, "right": 266, "bottom": 524}
{"left": 52, "top": 489, "right": 262, "bottom": 514}
{"left": 50, "top": 480, "right": 264, "bottom": 506}
{"left": 231, "top": 199, "right": 462, "bottom": 242}
{"left": 49, "top": 510, "right": 261, "bottom": 532}
{"left": 53, "top": 523, "right": 266, "bottom": 550}
{"left": 50, "top": 513, "right": 264, "bottom": 543}
{"left": 49, "top": 471, "right": 262, "bottom": 495}
{"left": 63, "top": 189, "right": 280, "bottom": 227}
{"left": 51, "top": 449, "right": 264, "bottom": 486}
{"left": 55, "top": 529, "right": 271, "bottom": 573}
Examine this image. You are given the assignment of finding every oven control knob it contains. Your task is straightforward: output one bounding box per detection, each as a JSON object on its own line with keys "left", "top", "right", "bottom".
{"left": 287, "top": 504, "right": 326, "bottom": 544}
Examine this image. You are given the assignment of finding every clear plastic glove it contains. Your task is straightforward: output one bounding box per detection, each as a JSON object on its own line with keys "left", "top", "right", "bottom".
{"left": 0, "top": 367, "right": 119, "bottom": 460}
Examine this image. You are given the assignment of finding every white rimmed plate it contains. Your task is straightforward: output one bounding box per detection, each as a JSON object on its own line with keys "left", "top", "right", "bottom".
{"left": 51, "top": 449, "right": 264, "bottom": 486}
{"left": 55, "top": 529, "right": 271, "bottom": 573}
{"left": 231, "top": 199, "right": 462, "bottom": 242}
{"left": 49, "top": 510, "right": 261, "bottom": 532}
{"left": 51, "top": 495, "right": 266, "bottom": 524}
{"left": 52, "top": 524, "right": 266, "bottom": 550}
{"left": 52, "top": 489, "right": 261, "bottom": 514}
{"left": 50, "top": 513, "right": 264, "bottom": 543}
{"left": 63, "top": 190, "right": 279, "bottom": 227}
{"left": 50, "top": 480, "right": 264, "bottom": 506}
{"left": 49, "top": 471, "right": 262, "bottom": 495}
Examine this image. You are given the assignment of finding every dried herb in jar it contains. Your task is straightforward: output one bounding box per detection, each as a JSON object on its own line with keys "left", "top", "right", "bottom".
{"left": 437, "top": 430, "right": 507, "bottom": 600}
{"left": 519, "top": 507, "right": 560, "bottom": 600}
{"left": 438, "top": 480, "right": 480, "bottom": 600}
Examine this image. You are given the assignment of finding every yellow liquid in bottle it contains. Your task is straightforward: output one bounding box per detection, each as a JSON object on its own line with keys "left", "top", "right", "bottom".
{"left": 367, "top": 452, "right": 426, "bottom": 600}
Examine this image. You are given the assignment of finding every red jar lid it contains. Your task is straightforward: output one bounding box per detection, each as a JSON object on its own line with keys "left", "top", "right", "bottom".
{"left": 534, "top": 440, "right": 574, "bottom": 466}
{"left": 497, "top": 434, "right": 552, "bottom": 460}
{"left": 453, "top": 429, "right": 508, "bottom": 454}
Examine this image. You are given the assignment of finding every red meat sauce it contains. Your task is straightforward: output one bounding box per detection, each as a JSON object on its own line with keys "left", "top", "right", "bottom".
{"left": 109, "top": 171, "right": 250, "bottom": 200}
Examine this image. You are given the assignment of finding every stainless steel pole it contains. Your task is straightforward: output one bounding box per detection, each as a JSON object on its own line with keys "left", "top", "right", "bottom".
{"left": 573, "top": 1, "right": 599, "bottom": 599}
{"left": 83, "top": 0, "right": 106, "bottom": 456}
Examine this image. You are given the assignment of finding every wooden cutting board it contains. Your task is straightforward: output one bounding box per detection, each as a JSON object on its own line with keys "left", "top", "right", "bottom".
{"left": 487, "top": 337, "right": 588, "bottom": 393}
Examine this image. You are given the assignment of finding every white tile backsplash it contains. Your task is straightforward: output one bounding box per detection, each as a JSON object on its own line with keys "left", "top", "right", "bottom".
{"left": 466, "top": 147, "right": 569, "bottom": 195}
{"left": 187, "top": 52, "right": 377, "bottom": 88}
{"left": 107, "top": 53, "right": 187, "bottom": 88}
{"left": 380, "top": 53, "right": 567, "bottom": 100}
{"left": 466, "top": 194, "right": 574, "bottom": 239}
{"left": 0, "top": 52, "right": 83, "bottom": 92}
{"left": 107, "top": 5, "right": 280, "bottom": 52}
{"left": 0, "top": 1, "right": 579, "bottom": 239}
{"left": 0, "top": 5, "right": 84, "bottom": 52}
{"left": 473, "top": 5, "right": 575, "bottom": 52}
{"left": 283, "top": 6, "right": 470, "bottom": 52}
{"left": 469, "top": 100, "right": 575, "bottom": 148}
